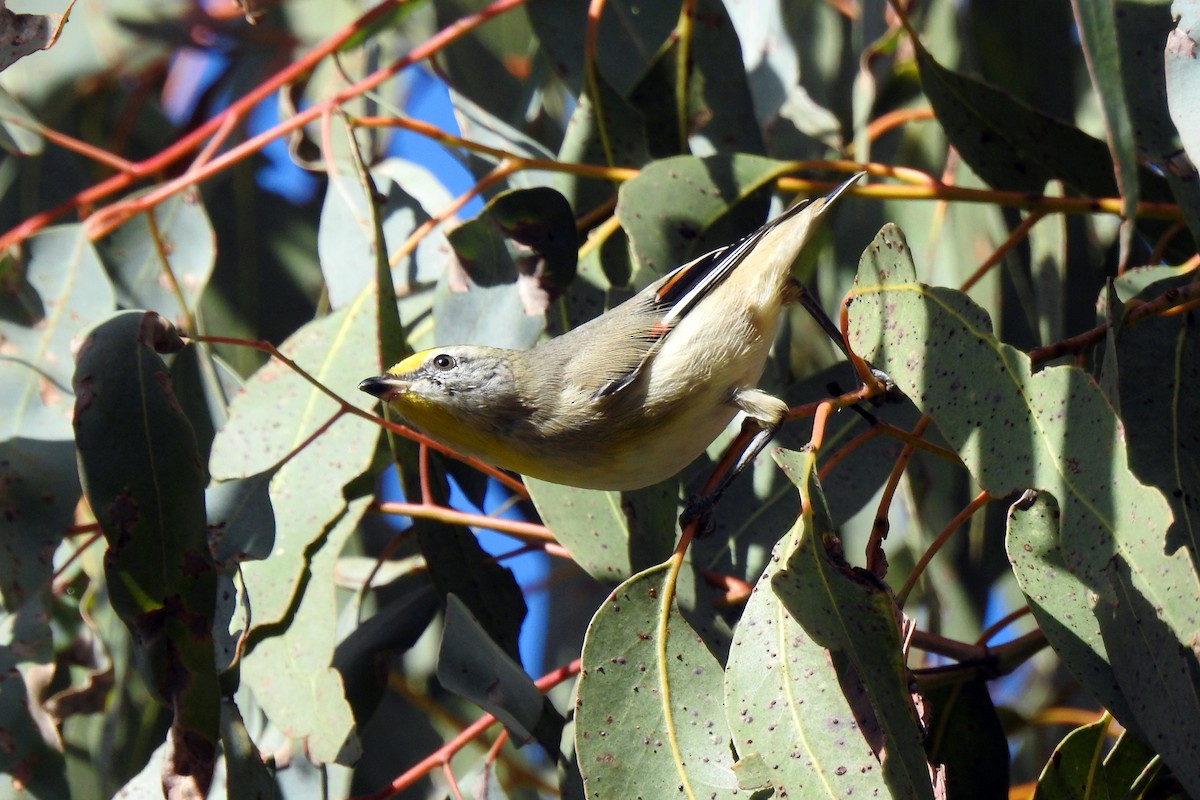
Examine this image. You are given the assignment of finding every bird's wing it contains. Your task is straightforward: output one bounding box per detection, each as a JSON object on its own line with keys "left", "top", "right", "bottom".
{"left": 591, "top": 199, "right": 815, "bottom": 399}
{"left": 654, "top": 200, "right": 814, "bottom": 326}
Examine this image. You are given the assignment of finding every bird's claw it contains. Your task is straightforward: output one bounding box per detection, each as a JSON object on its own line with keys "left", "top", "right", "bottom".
{"left": 680, "top": 493, "right": 719, "bottom": 538}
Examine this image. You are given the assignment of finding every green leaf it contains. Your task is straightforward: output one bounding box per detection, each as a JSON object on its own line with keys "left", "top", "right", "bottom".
{"left": 847, "top": 223, "right": 1191, "bottom": 601}
{"left": 724, "top": 1, "right": 844, "bottom": 158}
{"left": 723, "top": 461, "right": 893, "bottom": 797}
{"left": 72, "top": 310, "right": 220, "bottom": 757}
{"left": 0, "top": 224, "right": 115, "bottom": 440}
{"left": 438, "top": 594, "right": 564, "bottom": 753}
{"left": 1028, "top": 191, "right": 1068, "bottom": 345}
{"left": 914, "top": 17, "right": 1188, "bottom": 254}
{"left": 1033, "top": 717, "right": 1113, "bottom": 800}
{"left": 0, "top": 6, "right": 69, "bottom": 72}
{"left": 771, "top": 84, "right": 843, "bottom": 159}
{"left": 681, "top": 0, "right": 765, "bottom": 156}
{"left": 621, "top": 25, "right": 687, "bottom": 157}
{"left": 1101, "top": 729, "right": 1161, "bottom": 796}
{"left": 1111, "top": 263, "right": 1193, "bottom": 303}
{"left": 220, "top": 698, "right": 281, "bottom": 800}
{"left": 555, "top": 68, "right": 649, "bottom": 215}
{"left": 437, "top": 185, "right": 578, "bottom": 349}
{"left": 1117, "top": 1, "right": 1200, "bottom": 246}
{"left": 923, "top": 679, "right": 1009, "bottom": 800}
{"left": 1166, "top": 1, "right": 1200, "bottom": 176}
{"left": 527, "top": 0, "right": 683, "bottom": 96}
{"left": 771, "top": 448, "right": 935, "bottom": 800}
{"left": 434, "top": 0, "right": 541, "bottom": 130}
{"left": 240, "top": 497, "right": 370, "bottom": 767}
{"left": 1071, "top": 0, "right": 1139, "bottom": 231}
{"left": 0, "top": 438, "right": 77, "bottom": 613}
{"left": 210, "top": 297, "right": 383, "bottom": 631}
{"left": 0, "top": 601, "right": 70, "bottom": 799}
{"left": 414, "top": 520, "right": 528, "bottom": 663}
{"left": 1028, "top": 717, "right": 1183, "bottom": 799}
{"left": 576, "top": 561, "right": 740, "bottom": 799}
{"left": 848, "top": 225, "right": 1200, "bottom": 776}
{"left": 0, "top": 84, "right": 42, "bottom": 154}
{"left": 439, "top": 210, "right": 549, "bottom": 349}
{"left": 482, "top": 186, "right": 579, "bottom": 289}
{"left": 962, "top": 0, "right": 1076, "bottom": 120}
{"left": 0, "top": 438, "right": 76, "bottom": 799}
{"left": 332, "top": 577, "right": 439, "bottom": 724}
{"left": 1109, "top": 271, "right": 1200, "bottom": 568}
{"left": 169, "top": 343, "right": 241, "bottom": 464}
{"left": 525, "top": 477, "right": 678, "bottom": 582}
{"left": 784, "top": 362, "right": 926, "bottom": 525}
{"left": 1006, "top": 492, "right": 1141, "bottom": 733}
{"left": 912, "top": 32, "right": 1115, "bottom": 195}
{"left": 449, "top": 88, "right": 562, "bottom": 190}
{"left": 97, "top": 188, "right": 216, "bottom": 327}
{"left": 730, "top": 752, "right": 772, "bottom": 792}
{"left": 205, "top": 470, "right": 276, "bottom": 566}
{"left": 558, "top": 223, "right": 634, "bottom": 330}
{"left": 318, "top": 154, "right": 456, "bottom": 308}
{"left": 335, "top": 2, "right": 418, "bottom": 51}
{"left": 1096, "top": 557, "right": 1200, "bottom": 797}
{"left": 352, "top": 124, "right": 409, "bottom": 375}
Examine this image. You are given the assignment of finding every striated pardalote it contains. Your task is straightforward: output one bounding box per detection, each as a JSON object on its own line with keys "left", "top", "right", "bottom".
{"left": 360, "top": 173, "right": 864, "bottom": 498}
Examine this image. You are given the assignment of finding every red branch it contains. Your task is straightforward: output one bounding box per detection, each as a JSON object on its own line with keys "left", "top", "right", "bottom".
{"left": 0, "top": 0, "right": 529, "bottom": 250}
{"left": 349, "top": 659, "right": 582, "bottom": 800}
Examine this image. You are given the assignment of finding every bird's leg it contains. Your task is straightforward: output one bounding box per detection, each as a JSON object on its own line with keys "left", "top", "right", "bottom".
{"left": 680, "top": 389, "right": 787, "bottom": 534}
{"left": 786, "top": 277, "right": 894, "bottom": 391}
{"left": 786, "top": 277, "right": 851, "bottom": 360}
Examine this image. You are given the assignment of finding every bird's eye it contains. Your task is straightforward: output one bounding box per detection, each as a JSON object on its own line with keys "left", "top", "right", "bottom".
{"left": 431, "top": 353, "right": 456, "bottom": 370}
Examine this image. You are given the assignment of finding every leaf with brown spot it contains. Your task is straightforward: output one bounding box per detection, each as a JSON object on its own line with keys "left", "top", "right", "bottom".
{"left": 73, "top": 310, "right": 220, "bottom": 750}
{"left": 0, "top": 0, "right": 75, "bottom": 73}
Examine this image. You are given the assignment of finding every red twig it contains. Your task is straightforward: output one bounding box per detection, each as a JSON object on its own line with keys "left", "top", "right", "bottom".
{"left": 350, "top": 659, "right": 582, "bottom": 800}
{"left": 0, "top": 0, "right": 531, "bottom": 249}
{"left": 896, "top": 490, "right": 992, "bottom": 606}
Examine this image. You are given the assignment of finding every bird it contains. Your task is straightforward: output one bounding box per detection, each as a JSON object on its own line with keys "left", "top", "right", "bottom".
{"left": 360, "top": 172, "right": 864, "bottom": 501}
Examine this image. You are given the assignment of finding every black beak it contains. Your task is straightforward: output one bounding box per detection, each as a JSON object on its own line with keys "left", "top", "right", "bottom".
{"left": 358, "top": 375, "right": 407, "bottom": 400}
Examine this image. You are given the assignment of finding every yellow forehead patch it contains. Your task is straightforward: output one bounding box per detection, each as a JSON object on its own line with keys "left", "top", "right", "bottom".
{"left": 389, "top": 349, "right": 436, "bottom": 377}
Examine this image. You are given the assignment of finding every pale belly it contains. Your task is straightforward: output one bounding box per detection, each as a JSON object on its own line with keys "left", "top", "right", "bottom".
{"left": 526, "top": 393, "right": 743, "bottom": 491}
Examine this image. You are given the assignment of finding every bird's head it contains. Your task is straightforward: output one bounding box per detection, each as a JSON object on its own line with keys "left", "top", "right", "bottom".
{"left": 359, "top": 346, "right": 532, "bottom": 445}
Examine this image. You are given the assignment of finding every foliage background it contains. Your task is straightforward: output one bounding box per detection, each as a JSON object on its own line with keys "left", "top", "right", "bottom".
{"left": 0, "top": 0, "right": 1198, "bottom": 798}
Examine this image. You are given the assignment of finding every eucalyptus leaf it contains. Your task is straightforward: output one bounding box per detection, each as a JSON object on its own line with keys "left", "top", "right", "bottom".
{"left": 1166, "top": 1, "right": 1200, "bottom": 174}
{"left": 527, "top": 0, "right": 682, "bottom": 95}
{"left": 438, "top": 594, "right": 563, "bottom": 752}
{"left": 0, "top": 84, "right": 42, "bottom": 154}
{"left": 0, "top": 225, "right": 114, "bottom": 441}
{"left": 526, "top": 477, "right": 678, "bottom": 583}
{"left": 97, "top": 188, "right": 216, "bottom": 327}
{"left": 241, "top": 498, "right": 371, "bottom": 767}
{"left": 772, "top": 448, "right": 935, "bottom": 800}
{"left": 438, "top": 211, "right": 548, "bottom": 349}
{"left": 73, "top": 310, "right": 221, "bottom": 784}
{"left": 576, "top": 561, "right": 740, "bottom": 798}
{"left": 210, "top": 294, "right": 387, "bottom": 632}
{"left": 1071, "top": 0, "right": 1139, "bottom": 234}
{"left": 1109, "top": 267, "right": 1200, "bottom": 567}
{"left": 724, "top": 469, "right": 893, "bottom": 798}
{"left": 849, "top": 224, "right": 1200, "bottom": 780}
{"left": 319, "top": 153, "right": 456, "bottom": 308}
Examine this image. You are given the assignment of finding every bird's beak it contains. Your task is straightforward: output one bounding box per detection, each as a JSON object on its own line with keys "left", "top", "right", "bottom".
{"left": 358, "top": 375, "right": 409, "bottom": 401}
